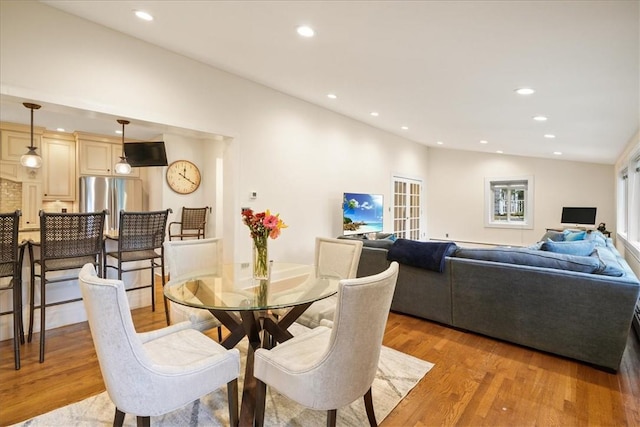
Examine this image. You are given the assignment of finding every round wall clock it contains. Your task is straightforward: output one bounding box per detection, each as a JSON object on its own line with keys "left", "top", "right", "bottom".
{"left": 166, "top": 160, "right": 201, "bottom": 194}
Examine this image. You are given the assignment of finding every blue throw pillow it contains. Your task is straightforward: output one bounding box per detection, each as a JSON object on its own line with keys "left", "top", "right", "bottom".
{"left": 540, "top": 239, "right": 596, "bottom": 256}
{"left": 563, "top": 230, "right": 586, "bottom": 241}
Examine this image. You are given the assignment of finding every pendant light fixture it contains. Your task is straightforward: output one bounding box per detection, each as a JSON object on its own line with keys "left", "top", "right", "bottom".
{"left": 114, "top": 119, "right": 132, "bottom": 174}
{"left": 20, "top": 103, "right": 43, "bottom": 168}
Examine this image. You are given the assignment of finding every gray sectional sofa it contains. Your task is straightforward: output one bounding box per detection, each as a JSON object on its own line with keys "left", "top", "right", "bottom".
{"left": 343, "top": 231, "right": 640, "bottom": 371}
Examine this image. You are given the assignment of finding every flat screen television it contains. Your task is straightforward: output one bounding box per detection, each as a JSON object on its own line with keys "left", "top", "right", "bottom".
{"left": 561, "top": 207, "right": 597, "bottom": 226}
{"left": 343, "top": 192, "right": 384, "bottom": 236}
{"left": 123, "top": 141, "right": 168, "bottom": 167}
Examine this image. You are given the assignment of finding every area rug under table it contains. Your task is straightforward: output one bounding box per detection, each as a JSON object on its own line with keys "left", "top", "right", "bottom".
{"left": 15, "top": 334, "right": 433, "bottom": 426}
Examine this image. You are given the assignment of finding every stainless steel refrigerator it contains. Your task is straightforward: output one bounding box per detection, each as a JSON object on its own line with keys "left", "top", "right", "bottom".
{"left": 79, "top": 176, "right": 143, "bottom": 231}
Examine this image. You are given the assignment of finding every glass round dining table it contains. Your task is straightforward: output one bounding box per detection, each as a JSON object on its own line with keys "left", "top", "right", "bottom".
{"left": 164, "top": 262, "right": 341, "bottom": 347}
{"left": 165, "top": 262, "right": 339, "bottom": 308}
{"left": 164, "top": 262, "right": 341, "bottom": 425}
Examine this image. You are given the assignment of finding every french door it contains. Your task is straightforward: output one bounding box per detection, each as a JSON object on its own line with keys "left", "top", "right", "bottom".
{"left": 392, "top": 176, "right": 423, "bottom": 240}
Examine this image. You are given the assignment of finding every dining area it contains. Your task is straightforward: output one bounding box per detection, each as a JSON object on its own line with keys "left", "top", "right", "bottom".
{"left": 84, "top": 233, "right": 398, "bottom": 426}
{"left": 1, "top": 205, "right": 404, "bottom": 426}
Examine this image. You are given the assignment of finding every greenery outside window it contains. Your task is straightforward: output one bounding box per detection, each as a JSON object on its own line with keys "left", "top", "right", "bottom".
{"left": 485, "top": 176, "right": 534, "bottom": 229}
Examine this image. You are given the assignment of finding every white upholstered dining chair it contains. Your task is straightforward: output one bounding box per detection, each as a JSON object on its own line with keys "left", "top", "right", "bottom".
{"left": 163, "top": 237, "right": 224, "bottom": 339}
{"left": 79, "top": 264, "right": 240, "bottom": 427}
{"left": 254, "top": 262, "right": 399, "bottom": 427}
{"left": 293, "top": 237, "right": 363, "bottom": 328}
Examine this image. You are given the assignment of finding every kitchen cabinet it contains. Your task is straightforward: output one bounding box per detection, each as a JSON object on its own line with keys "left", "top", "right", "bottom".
{"left": 21, "top": 181, "right": 42, "bottom": 229}
{"left": 0, "top": 122, "right": 44, "bottom": 162}
{"left": 0, "top": 160, "right": 21, "bottom": 181}
{"left": 42, "top": 132, "right": 76, "bottom": 201}
{"left": 76, "top": 132, "right": 139, "bottom": 178}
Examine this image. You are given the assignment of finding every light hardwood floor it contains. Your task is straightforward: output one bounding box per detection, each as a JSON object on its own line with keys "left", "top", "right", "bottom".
{"left": 1, "top": 290, "right": 639, "bottom": 426}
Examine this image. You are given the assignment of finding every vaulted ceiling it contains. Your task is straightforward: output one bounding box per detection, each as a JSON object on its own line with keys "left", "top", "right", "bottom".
{"left": 3, "top": 1, "right": 639, "bottom": 164}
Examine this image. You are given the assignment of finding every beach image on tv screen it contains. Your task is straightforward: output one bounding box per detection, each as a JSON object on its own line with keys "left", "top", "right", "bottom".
{"left": 343, "top": 193, "right": 384, "bottom": 235}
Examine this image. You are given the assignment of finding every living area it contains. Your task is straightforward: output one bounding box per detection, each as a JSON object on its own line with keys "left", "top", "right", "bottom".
{"left": 2, "top": 1, "right": 640, "bottom": 426}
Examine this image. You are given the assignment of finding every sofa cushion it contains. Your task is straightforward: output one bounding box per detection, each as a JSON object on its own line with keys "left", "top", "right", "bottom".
{"left": 540, "top": 240, "right": 596, "bottom": 256}
{"left": 337, "top": 236, "right": 394, "bottom": 249}
{"left": 540, "top": 230, "right": 565, "bottom": 242}
{"left": 361, "top": 239, "right": 395, "bottom": 249}
{"left": 453, "top": 247, "right": 600, "bottom": 274}
{"left": 591, "top": 247, "right": 630, "bottom": 277}
{"left": 585, "top": 230, "right": 608, "bottom": 247}
{"left": 375, "top": 233, "right": 397, "bottom": 241}
{"left": 527, "top": 241, "right": 544, "bottom": 250}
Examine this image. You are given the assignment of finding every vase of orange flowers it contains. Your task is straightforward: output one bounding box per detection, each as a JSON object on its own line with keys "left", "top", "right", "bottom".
{"left": 241, "top": 209, "right": 287, "bottom": 304}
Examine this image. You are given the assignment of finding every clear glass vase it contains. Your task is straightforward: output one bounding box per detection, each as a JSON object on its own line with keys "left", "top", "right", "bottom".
{"left": 253, "top": 236, "right": 269, "bottom": 306}
{"left": 255, "top": 278, "right": 269, "bottom": 307}
{"left": 253, "top": 236, "right": 269, "bottom": 280}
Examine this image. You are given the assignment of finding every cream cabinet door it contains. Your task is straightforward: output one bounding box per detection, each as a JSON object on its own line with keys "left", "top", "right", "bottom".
{"left": 21, "top": 181, "right": 42, "bottom": 229}
{"left": 78, "top": 140, "right": 139, "bottom": 178}
{"left": 42, "top": 136, "right": 76, "bottom": 200}
{"left": 1, "top": 125, "right": 43, "bottom": 162}
{"left": 1, "top": 130, "right": 37, "bottom": 162}
{"left": 0, "top": 160, "right": 20, "bottom": 181}
{"left": 79, "top": 140, "right": 113, "bottom": 176}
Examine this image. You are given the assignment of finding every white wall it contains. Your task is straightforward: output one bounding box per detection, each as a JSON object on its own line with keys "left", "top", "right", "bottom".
{"left": 427, "top": 148, "right": 615, "bottom": 247}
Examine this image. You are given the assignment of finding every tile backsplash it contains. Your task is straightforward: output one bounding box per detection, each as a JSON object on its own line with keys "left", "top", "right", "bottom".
{"left": 42, "top": 200, "right": 74, "bottom": 212}
{"left": 0, "top": 178, "right": 22, "bottom": 213}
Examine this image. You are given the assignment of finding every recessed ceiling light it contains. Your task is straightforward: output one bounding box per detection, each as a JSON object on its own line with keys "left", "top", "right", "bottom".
{"left": 56, "top": 128, "right": 65, "bottom": 132}
{"left": 370, "top": 112, "right": 379, "bottom": 117}
{"left": 553, "top": 151, "right": 563, "bottom": 156}
{"left": 515, "top": 88, "right": 535, "bottom": 95}
{"left": 544, "top": 134, "right": 556, "bottom": 139}
{"left": 496, "top": 150, "right": 504, "bottom": 154}
{"left": 327, "top": 93, "right": 337, "bottom": 99}
{"left": 436, "top": 141, "right": 444, "bottom": 145}
{"left": 296, "top": 25, "right": 315, "bottom": 37}
{"left": 533, "top": 115, "right": 548, "bottom": 122}
{"left": 480, "top": 140, "right": 488, "bottom": 144}
{"left": 115, "top": 130, "right": 123, "bottom": 135}
{"left": 401, "top": 126, "right": 409, "bottom": 130}
{"left": 134, "top": 10, "right": 154, "bottom": 21}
